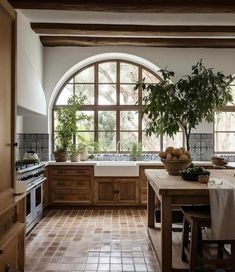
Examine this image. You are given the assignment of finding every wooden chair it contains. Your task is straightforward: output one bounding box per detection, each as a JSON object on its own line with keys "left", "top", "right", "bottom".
{"left": 181, "top": 206, "right": 233, "bottom": 272}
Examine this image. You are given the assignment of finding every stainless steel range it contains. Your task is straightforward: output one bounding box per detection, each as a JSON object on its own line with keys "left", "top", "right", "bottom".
{"left": 16, "top": 161, "right": 46, "bottom": 233}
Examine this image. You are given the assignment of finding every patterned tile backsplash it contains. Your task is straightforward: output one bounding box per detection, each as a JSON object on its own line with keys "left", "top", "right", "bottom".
{"left": 189, "top": 133, "right": 213, "bottom": 161}
{"left": 16, "top": 133, "right": 49, "bottom": 161}
{"left": 16, "top": 133, "right": 234, "bottom": 162}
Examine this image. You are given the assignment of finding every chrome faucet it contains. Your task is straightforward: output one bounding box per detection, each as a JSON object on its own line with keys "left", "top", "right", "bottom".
{"left": 116, "top": 141, "right": 121, "bottom": 157}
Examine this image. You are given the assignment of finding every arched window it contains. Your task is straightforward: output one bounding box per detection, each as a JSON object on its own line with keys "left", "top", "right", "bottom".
{"left": 214, "top": 78, "right": 235, "bottom": 153}
{"left": 53, "top": 60, "right": 183, "bottom": 153}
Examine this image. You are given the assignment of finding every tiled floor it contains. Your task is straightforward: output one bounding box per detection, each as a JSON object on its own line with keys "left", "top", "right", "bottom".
{"left": 25, "top": 208, "right": 160, "bottom": 272}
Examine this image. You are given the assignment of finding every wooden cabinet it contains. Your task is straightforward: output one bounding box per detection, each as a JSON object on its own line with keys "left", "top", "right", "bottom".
{"left": 95, "top": 177, "right": 139, "bottom": 205}
{"left": 48, "top": 165, "right": 94, "bottom": 205}
{"left": 0, "top": 1, "right": 26, "bottom": 272}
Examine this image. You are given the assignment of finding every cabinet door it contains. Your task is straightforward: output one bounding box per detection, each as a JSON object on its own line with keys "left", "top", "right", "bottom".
{"left": 0, "top": 235, "right": 18, "bottom": 272}
{"left": 117, "top": 178, "right": 138, "bottom": 204}
{"left": 95, "top": 178, "right": 116, "bottom": 204}
{"left": 0, "top": 0, "right": 16, "bottom": 214}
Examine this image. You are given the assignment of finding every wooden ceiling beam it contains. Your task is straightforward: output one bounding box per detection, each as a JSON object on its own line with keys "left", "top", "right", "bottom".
{"left": 9, "top": 0, "right": 235, "bottom": 13}
{"left": 40, "top": 36, "right": 235, "bottom": 48}
{"left": 31, "top": 23, "right": 235, "bottom": 37}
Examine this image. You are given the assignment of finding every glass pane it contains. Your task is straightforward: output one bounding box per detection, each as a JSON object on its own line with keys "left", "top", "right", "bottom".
{"left": 77, "top": 132, "right": 94, "bottom": 144}
{"left": 120, "top": 111, "right": 138, "bottom": 130}
{"left": 214, "top": 132, "right": 235, "bottom": 152}
{"left": 215, "top": 112, "right": 235, "bottom": 131}
{"left": 229, "top": 84, "right": 235, "bottom": 104}
{"left": 75, "top": 66, "right": 94, "bottom": 83}
{"left": 74, "top": 84, "right": 94, "bottom": 105}
{"left": 98, "top": 62, "right": 116, "bottom": 83}
{"left": 53, "top": 111, "right": 58, "bottom": 129}
{"left": 98, "top": 84, "right": 116, "bottom": 105}
{"left": 142, "top": 133, "right": 161, "bottom": 152}
{"left": 77, "top": 111, "right": 94, "bottom": 130}
{"left": 120, "top": 132, "right": 138, "bottom": 151}
{"left": 163, "top": 132, "right": 184, "bottom": 150}
{"left": 120, "top": 63, "right": 138, "bottom": 84}
{"left": 120, "top": 84, "right": 139, "bottom": 105}
{"left": 98, "top": 132, "right": 116, "bottom": 151}
{"left": 98, "top": 111, "right": 116, "bottom": 131}
{"left": 56, "top": 84, "right": 73, "bottom": 105}
{"left": 142, "top": 69, "right": 160, "bottom": 83}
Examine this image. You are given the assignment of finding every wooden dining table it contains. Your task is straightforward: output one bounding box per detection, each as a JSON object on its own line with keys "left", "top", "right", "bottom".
{"left": 145, "top": 169, "right": 235, "bottom": 272}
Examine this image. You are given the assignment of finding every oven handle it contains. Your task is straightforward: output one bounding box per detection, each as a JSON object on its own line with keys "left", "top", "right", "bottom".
{"left": 27, "top": 177, "right": 47, "bottom": 191}
{"left": 34, "top": 177, "right": 47, "bottom": 188}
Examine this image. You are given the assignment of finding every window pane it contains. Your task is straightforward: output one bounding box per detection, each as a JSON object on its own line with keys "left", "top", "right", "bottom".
{"left": 142, "top": 134, "right": 161, "bottom": 152}
{"left": 142, "top": 69, "right": 160, "bottom": 83}
{"left": 77, "top": 111, "right": 94, "bottom": 130}
{"left": 75, "top": 66, "right": 94, "bottom": 83}
{"left": 214, "top": 132, "right": 235, "bottom": 152}
{"left": 163, "top": 132, "right": 184, "bottom": 149}
{"left": 98, "top": 132, "right": 116, "bottom": 151}
{"left": 98, "top": 62, "right": 116, "bottom": 83}
{"left": 215, "top": 112, "right": 235, "bottom": 131}
{"left": 56, "top": 84, "right": 73, "bottom": 105}
{"left": 120, "top": 84, "right": 139, "bottom": 105}
{"left": 120, "top": 111, "right": 138, "bottom": 130}
{"left": 54, "top": 110, "right": 58, "bottom": 129}
{"left": 120, "top": 132, "right": 138, "bottom": 151}
{"left": 98, "top": 111, "right": 116, "bottom": 131}
{"left": 75, "top": 84, "right": 94, "bottom": 105}
{"left": 98, "top": 84, "right": 116, "bottom": 105}
{"left": 77, "top": 132, "right": 94, "bottom": 144}
{"left": 120, "top": 63, "right": 138, "bottom": 84}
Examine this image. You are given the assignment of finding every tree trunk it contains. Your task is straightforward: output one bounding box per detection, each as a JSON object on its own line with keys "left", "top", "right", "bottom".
{"left": 185, "top": 132, "right": 190, "bottom": 151}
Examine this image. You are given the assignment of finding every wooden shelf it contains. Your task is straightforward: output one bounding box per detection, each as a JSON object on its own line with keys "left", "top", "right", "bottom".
{"left": 148, "top": 226, "right": 189, "bottom": 271}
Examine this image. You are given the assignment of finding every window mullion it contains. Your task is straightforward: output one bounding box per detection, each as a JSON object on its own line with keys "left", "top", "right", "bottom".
{"left": 94, "top": 63, "right": 99, "bottom": 143}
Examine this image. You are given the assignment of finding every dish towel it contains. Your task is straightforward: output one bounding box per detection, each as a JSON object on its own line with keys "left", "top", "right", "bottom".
{"left": 209, "top": 178, "right": 235, "bottom": 240}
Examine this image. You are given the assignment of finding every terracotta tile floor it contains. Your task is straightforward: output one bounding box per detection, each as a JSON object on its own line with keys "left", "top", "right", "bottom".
{"left": 25, "top": 208, "right": 160, "bottom": 272}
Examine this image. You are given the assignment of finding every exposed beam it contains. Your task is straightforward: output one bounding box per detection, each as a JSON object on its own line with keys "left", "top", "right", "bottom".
{"left": 8, "top": 0, "right": 235, "bottom": 13}
{"left": 40, "top": 36, "right": 235, "bottom": 48}
{"left": 31, "top": 23, "right": 235, "bottom": 37}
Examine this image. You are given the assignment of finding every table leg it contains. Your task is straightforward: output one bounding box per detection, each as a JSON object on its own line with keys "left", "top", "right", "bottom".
{"left": 161, "top": 195, "right": 172, "bottom": 272}
{"left": 231, "top": 241, "right": 235, "bottom": 272}
{"left": 147, "top": 181, "right": 155, "bottom": 228}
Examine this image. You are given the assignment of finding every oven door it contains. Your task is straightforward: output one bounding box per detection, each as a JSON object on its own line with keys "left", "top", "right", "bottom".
{"left": 26, "top": 189, "right": 34, "bottom": 228}
{"left": 34, "top": 181, "right": 43, "bottom": 220}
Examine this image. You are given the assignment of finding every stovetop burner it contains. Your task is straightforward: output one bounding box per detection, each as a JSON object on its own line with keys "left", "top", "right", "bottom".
{"left": 15, "top": 160, "right": 40, "bottom": 171}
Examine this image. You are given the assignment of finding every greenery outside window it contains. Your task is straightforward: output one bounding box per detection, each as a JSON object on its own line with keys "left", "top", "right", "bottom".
{"left": 53, "top": 60, "right": 184, "bottom": 153}
{"left": 214, "top": 79, "right": 235, "bottom": 153}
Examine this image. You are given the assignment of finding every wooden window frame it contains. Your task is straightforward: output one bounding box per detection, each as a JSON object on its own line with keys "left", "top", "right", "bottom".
{"left": 52, "top": 59, "right": 183, "bottom": 153}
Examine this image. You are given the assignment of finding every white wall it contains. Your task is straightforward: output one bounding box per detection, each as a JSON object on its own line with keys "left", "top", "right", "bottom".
{"left": 17, "top": 11, "right": 46, "bottom": 116}
{"left": 42, "top": 46, "right": 235, "bottom": 134}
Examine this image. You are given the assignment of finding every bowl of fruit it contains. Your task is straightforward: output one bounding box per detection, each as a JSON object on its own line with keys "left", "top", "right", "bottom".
{"left": 159, "top": 146, "right": 192, "bottom": 176}
{"left": 181, "top": 163, "right": 210, "bottom": 181}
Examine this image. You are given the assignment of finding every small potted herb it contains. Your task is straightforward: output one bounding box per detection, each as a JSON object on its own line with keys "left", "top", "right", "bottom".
{"left": 129, "top": 142, "right": 142, "bottom": 161}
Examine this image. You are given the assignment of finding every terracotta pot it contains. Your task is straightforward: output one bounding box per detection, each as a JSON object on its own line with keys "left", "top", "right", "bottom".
{"left": 53, "top": 151, "right": 68, "bottom": 162}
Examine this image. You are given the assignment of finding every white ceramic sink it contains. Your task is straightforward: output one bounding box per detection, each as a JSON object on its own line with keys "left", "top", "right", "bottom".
{"left": 94, "top": 161, "right": 139, "bottom": 176}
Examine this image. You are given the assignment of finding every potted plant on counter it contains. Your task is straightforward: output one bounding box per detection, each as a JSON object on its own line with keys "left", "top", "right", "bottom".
{"left": 129, "top": 142, "right": 142, "bottom": 161}
{"left": 54, "top": 94, "right": 90, "bottom": 162}
{"left": 136, "top": 60, "right": 233, "bottom": 151}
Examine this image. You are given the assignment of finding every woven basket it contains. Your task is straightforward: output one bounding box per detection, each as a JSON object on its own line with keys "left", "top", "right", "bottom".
{"left": 211, "top": 157, "right": 228, "bottom": 167}
{"left": 161, "top": 159, "right": 192, "bottom": 176}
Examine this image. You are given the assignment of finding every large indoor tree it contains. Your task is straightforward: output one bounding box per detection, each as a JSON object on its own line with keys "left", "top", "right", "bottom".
{"left": 137, "top": 60, "right": 233, "bottom": 151}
